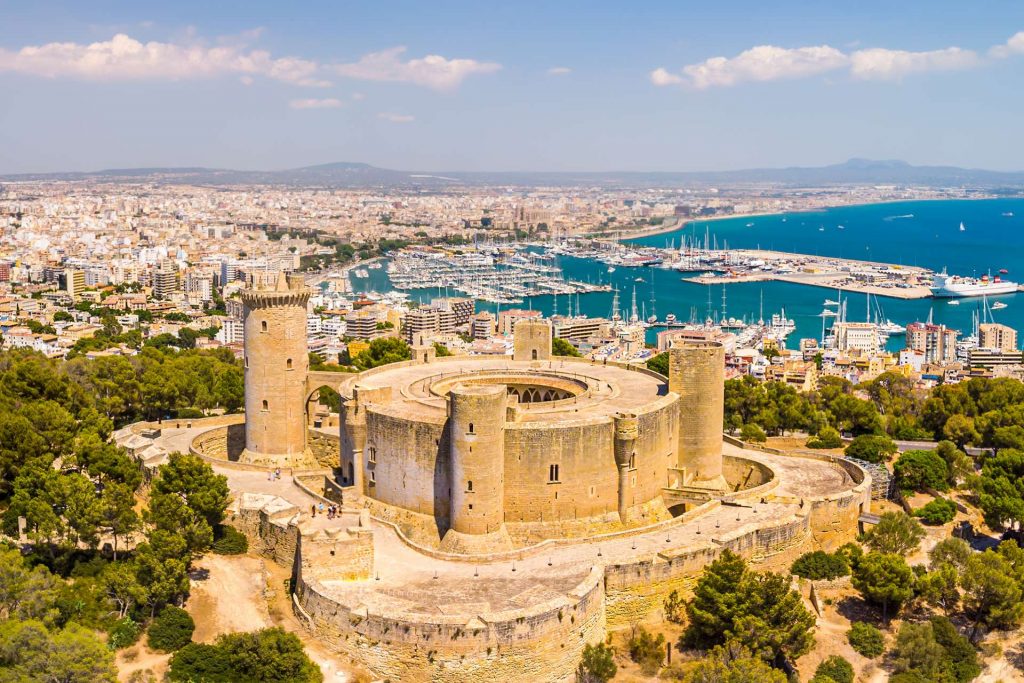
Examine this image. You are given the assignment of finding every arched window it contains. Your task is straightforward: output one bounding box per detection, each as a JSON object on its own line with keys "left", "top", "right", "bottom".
{"left": 287, "top": 358, "right": 293, "bottom": 369}
{"left": 262, "top": 400, "right": 269, "bottom": 411}
{"left": 468, "top": 422, "right": 474, "bottom": 434}
{"left": 629, "top": 453, "right": 636, "bottom": 470}
{"left": 244, "top": 356, "right": 248, "bottom": 368}
{"left": 367, "top": 447, "right": 376, "bottom": 464}
{"left": 261, "top": 320, "right": 268, "bottom": 332}
{"left": 532, "top": 349, "right": 538, "bottom": 360}
{"left": 549, "top": 463, "right": 560, "bottom": 482}
{"left": 467, "top": 480, "right": 473, "bottom": 492}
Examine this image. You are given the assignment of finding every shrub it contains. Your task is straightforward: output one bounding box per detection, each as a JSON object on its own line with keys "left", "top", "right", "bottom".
{"left": 894, "top": 449, "right": 950, "bottom": 493}
{"left": 108, "top": 617, "right": 142, "bottom": 650}
{"left": 148, "top": 606, "right": 195, "bottom": 652}
{"left": 836, "top": 542, "right": 864, "bottom": 570}
{"left": 813, "top": 655, "right": 854, "bottom": 683}
{"left": 807, "top": 426, "right": 842, "bottom": 449}
{"left": 930, "top": 615, "right": 980, "bottom": 683}
{"left": 845, "top": 434, "right": 898, "bottom": 463}
{"left": 168, "top": 628, "right": 320, "bottom": 682}
{"left": 663, "top": 589, "right": 686, "bottom": 624}
{"left": 740, "top": 423, "right": 767, "bottom": 442}
{"left": 175, "top": 407, "right": 206, "bottom": 419}
{"left": 791, "top": 550, "right": 850, "bottom": 580}
{"left": 914, "top": 498, "right": 957, "bottom": 526}
{"left": 212, "top": 525, "right": 249, "bottom": 555}
{"left": 578, "top": 642, "right": 616, "bottom": 683}
{"left": 847, "top": 621, "right": 885, "bottom": 658}
{"left": 627, "top": 625, "right": 665, "bottom": 675}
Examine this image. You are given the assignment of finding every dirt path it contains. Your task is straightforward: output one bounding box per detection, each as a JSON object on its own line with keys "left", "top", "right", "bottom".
{"left": 187, "top": 554, "right": 273, "bottom": 642}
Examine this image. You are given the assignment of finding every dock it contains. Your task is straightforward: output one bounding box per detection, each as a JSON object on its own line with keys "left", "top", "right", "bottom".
{"left": 678, "top": 248, "right": 933, "bottom": 300}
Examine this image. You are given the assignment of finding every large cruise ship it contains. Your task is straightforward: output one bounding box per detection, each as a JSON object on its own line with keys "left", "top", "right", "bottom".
{"left": 930, "top": 269, "right": 1019, "bottom": 298}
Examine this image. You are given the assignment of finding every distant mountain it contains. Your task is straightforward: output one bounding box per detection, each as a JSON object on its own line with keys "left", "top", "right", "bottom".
{"left": 3, "top": 158, "right": 1024, "bottom": 188}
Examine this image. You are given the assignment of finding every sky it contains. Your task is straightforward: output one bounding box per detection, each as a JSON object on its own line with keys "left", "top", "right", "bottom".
{"left": 2, "top": 0, "right": 1024, "bottom": 174}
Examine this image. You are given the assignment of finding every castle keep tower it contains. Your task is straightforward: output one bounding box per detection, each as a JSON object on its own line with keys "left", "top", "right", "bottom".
{"left": 241, "top": 273, "right": 314, "bottom": 467}
{"left": 513, "top": 319, "right": 552, "bottom": 361}
{"left": 669, "top": 341, "right": 726, "bottom": 490}
{"left": 441, "top": 383, "right": 512, "bottom": 553}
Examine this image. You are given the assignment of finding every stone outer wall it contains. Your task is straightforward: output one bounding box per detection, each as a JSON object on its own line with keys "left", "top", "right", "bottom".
{"left": 295, "top": 566, "right": 606, "bottom": 683}
{"left": 308, "top": 430, "right": 340, "bottom": 469}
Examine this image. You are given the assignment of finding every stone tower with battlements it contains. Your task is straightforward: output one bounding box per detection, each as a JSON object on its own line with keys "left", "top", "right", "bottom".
{"left": 668, "top": 340, "right": 726, "bottom": 490}
{"left": 241, "top": 272, "right": 317, "bottom": 468}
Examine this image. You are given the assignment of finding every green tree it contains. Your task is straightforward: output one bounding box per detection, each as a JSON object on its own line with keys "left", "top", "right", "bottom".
{"left": 148, "top": 606, "right": 195, "bottom": 652}
{"left": 552, "top": 337, "right": 581, "bottom": 357}
{"left": 943, "top": 414, "right": 980, "bottom": 448}
{"left": 152, "top": 452, "right": 230, "bottom": 532}
{"left": 682, "top": 642, "right": 787, "bottom": 683}
{"left": 646, "top": 352, "right": 669, "bottom": 377}
{"left": 846, "top": 621, "right": 885, "bottom": 658}
{"left": 915, "top": 498, "right": 957, "bottom": 525}
{"left": 628, "top": 625, "right": 665, "bottom": 675}
{"left": 790, "top": 551, "right": 849, "bottom": 580}
{"left": 894, "top": 449, "right": 950, "bottom": 493}
{"left": 960, "top": 550, "right": 1024, "bottom": 639}
{"left": 844, "top": 434, "right": 897, "bottom": 463}
{"left": 0, "top": 619, "right": 117, "bottom": 682}
{"left": 929, "top": 537, "right": 973, "bottom": 572}
{"left": 813, "top": 655, "right": 853, "bottom": 683}
{"left": 852, "top": 552, "right": 916, "bottom": 621}
{"left": 168, "top": 627, "right": 322, "bottom": 683}
{"left": 352, "top": 337, "right": 411, "bottom": 370}
{"left": 807, "top": 426, "right": 842, "bottom": 449}
{"left": 684, "top": 551, "right": 815, "bottom": 665}
{"left": 971, "top": 448, "right": 1024, "bottom": 532}
{"left": 919, "top": 564, "right": 961, "bottom": 614}
{"left": 578, "top": 642, "right": 617, "bottom": 683}
{"left": 739, "top": 423, "right": 767, "bottom": 442}
{"left": 891, "top": 621, "right": 948, "bottom": 682}
{"left": 863, "top": 512, "right": 925, "bottom": 555}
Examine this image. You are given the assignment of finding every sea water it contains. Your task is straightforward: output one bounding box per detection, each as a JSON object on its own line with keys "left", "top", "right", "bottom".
{"left": 352, "top": 198, "right": 1024, "bottom": 350}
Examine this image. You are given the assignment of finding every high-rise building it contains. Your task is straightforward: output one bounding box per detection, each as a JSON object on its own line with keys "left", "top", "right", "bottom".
{"left": 63, "top": 268, "right": 86, "bottom": 301}
{"left": 470, "top": 311, "right": 496, "bottom": 340}
{"left": 497, "top": 308, "right": 542, "bottom": 336}
{"left": 832, "top": 322, "right": 881, "bottom": 354}
{"left": 980, "top": 323, "right": 1018, "bottom": 352}
{"left": 552, "top": 315, "right": 607, "bottom": 342}
{"left": 344, "top": 310, "right": 377, "bottom": 340}
{"left": 153, "top": 261, "right": 178, "bottom": 300}
{"left": 431, "top": 297, "right": 475, "bottom": 325}
{"left": 906, "top": 322, "right": 959, "bottom": 364}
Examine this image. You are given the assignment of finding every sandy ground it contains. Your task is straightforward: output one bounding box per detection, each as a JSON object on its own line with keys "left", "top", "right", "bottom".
{"left": 187, "top": 554, "right": 273, "bottom": 642}
{"left": 183, "top": 553, "right": 369, "bottom": 682}
{"left": 114, "top": 644, "right": 170, "bottom": 683}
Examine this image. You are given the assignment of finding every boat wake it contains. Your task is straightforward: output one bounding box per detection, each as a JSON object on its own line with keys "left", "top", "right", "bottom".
{"left": 883, "top": 213, "right": 915, "bottom": 221}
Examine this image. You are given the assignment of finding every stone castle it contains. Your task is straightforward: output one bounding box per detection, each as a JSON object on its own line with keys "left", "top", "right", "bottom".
{"left": 223, "top": 274, "right": 870, "bottom": 682}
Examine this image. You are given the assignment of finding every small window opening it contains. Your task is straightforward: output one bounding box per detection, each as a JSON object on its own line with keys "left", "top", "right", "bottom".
{"left": 262, "top": 400, "right": 268, "bottom": 411}
{"left": 261, "top": 320, "right": 268, "bottom": 332}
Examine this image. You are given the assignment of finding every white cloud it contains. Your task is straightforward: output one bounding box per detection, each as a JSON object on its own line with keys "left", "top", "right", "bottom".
{"left": 547, "top": 66, "right": 571, "bottom": 76}
{"left": 654, "top": 34, "right": 1015, "bottom": 89}
{"left": 333, "top": 46, "right": 500, "bottom": 90}
{"left": 289, "top": 97, "right": 343, "bottom": 109}
{"left": 378, "top": 112, "right": 414, "bottom": 123}
{"left": 351, "top": 92, "right": 366, "bottom": 101}
{"left": 849, "top": 47, "right": 979, "bottom": 80}
{"left": 649, "top": 67, "right": 684, "bottom": 86}
{"left": 0, "top": 32, "right": 329, "bottom": 86}
{"left": 990, "top": 31, "right": 1024, "bottom": 59}
{"left": 662, "top": 44, "right": 848, "bottom": 89}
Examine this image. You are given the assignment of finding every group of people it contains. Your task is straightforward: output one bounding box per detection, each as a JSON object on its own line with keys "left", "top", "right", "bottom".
{"left": 310, "top": 502, "right": 340, "bottom": 519}
{"left": 266, "top": 468, "right": 283, "bottom": 481}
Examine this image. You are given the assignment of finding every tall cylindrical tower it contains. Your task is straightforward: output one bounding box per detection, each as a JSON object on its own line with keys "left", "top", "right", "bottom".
{"left": 447, "top": 383, "right": 506, "bottom": 537}
{"left": 241, "top": 273, "right": 311, "bottom": 466}
{"left": 669, "top": 341, "right": 726, "bottom": 489}
{"left": 613, "top": 413, "right": 639, "bottom": 523}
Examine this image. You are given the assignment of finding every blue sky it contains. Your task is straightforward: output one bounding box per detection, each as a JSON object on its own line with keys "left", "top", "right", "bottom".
{"left": 2, "top": 0, "right": 1023, "bottom": 173}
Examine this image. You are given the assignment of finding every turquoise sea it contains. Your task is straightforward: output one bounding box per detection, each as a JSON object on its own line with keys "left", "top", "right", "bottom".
{"left": 350, "top": 198, "right": 1024, "bottom": 349}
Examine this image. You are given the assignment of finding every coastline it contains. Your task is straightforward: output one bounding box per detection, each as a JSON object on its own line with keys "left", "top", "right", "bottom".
{"left": 612, "top": 195, "right": 1002, "bottom": 243}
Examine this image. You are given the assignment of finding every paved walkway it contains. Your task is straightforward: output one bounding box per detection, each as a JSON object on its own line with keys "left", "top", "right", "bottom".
{"left": 153, "top": 425, "right": 859, "bottom": 616}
